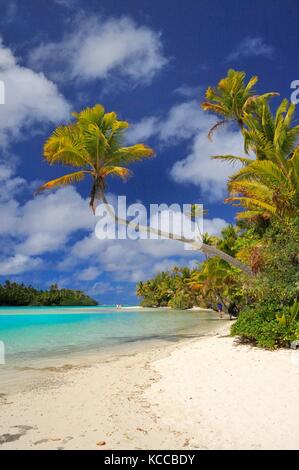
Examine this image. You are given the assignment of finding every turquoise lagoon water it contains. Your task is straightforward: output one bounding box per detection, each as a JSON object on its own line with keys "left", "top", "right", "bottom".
{"left": 0, "top": 306, "right": 218, "bottom": 392}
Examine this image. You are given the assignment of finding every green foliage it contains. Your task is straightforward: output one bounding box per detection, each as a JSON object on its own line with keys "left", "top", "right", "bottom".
{"left": 276, "top": 301, "right": 299, "bottom": 327}
{"left": 0, "top": 281, "right": 98, "bottom": 306}
{"left": 243, "top": 218, "right": 299, "bottom": 305}
{"left": 168, "top": 292, "right": 194, "bottom": 310}
{"left": 231, "top": 303, "right": 299, "bottom": 349}
{"left": 201, "top": 69, "right": 278, "bottom": 139}
{"left": 137, "top": 214, "right": 299, "bottom": 349}
{"left": 216, "top": 224, "right": 238, "bottom": 257}
{"left": 199, "top": 69, "right": 299, "bottom": 348}
{"left": 136, "top": 267, "right": 201, "bottom": 309}
{"left": 231, "top": 217, "right": 299, "bottom": 348}
{"left": 203, "top": 70, "right": 299, "bottom": 221}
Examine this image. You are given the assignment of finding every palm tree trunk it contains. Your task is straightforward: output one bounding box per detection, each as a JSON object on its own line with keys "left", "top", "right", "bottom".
{"left": 200, "top": 243, "right": 252, "bottom": 274}
{"left": 89, "top": 181, "right": 97, "bottom": 214}
{"left": 101, "top": 195, "right": 253, "bottom": 276}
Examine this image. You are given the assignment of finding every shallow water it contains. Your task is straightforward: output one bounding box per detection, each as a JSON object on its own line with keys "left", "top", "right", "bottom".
{"left": 0, "top": 306, "right": 218, "bottom": 393}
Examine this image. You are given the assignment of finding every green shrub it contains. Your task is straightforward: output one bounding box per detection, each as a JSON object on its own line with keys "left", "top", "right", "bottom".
{"left": 231, "top": 307, "right": 299, "bottom": 349}
{"left": 140, "top": 298, "right": 158, "bottom": 308}
{"left": 168, "top": 292, "right": 193, "bottom": 310}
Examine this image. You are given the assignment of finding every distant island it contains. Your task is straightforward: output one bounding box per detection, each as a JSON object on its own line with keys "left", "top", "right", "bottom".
{"left": 0, "top": 281, "right": 98, "bottom": 307}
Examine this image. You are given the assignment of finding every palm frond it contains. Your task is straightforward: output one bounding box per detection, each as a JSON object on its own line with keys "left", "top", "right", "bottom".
{"left": 230, "top": 160, "right": 291, "bottom": 192}
{"left": 243, "top": 75, "right": 258, "bottom": 94}
{"left": 229, "top": 180, "right": 273, "bottom": 202}
{"left": 43, "top": 126, "right": 92, "bottom": 168}
{"left": 226, "top": 196, "right": 276, "bottom": 214}
{"left": 110, "top": 144, "right": 155, "bottom": 165}
{"left": 207, "top": 120, "right": 227, "bottom": 140}
{"left": 235, "top": 210, "right": 263, "bottom": 220}
{"left": 201, "top": 103, "right": 227, "bottom": 116}
{"left": 211, "top": 155, "right": 253, "bottom": 165}
{"left": 36, "top": 171, "right": 90, "bottom": 193}
{"left": 73, "top": 104, "right": 105, "bottom": 125}
{"left": 100, "top": 166, "right": 132, "bottom": 180}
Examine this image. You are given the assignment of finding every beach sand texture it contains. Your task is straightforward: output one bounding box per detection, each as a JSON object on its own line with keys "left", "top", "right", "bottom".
{"left": 0, "top": 323, "right": 298, "bottom": 450}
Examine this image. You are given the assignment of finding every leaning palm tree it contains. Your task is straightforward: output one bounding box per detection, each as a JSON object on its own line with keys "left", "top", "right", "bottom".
{"left": 38, "top": 104, "right": 252, "bottom": 275}
{"left": 37, "top": 104, "right": 155, "bottom": 212}
{"left": 201, "top": 69, "right": 278, "bottom": 140}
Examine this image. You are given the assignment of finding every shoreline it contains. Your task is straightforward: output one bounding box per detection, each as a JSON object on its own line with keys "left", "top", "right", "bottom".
{"left": 0, "top": 305, "right": 214, "bottom": 315}
{"left": 0, "top": 321, "right": 298, "bottom": 449}
{"left": 0, "top": 306, "right": 142, "bottom": 316}
{"left": 0, "top": 305, "right": 155, "bottom": 315}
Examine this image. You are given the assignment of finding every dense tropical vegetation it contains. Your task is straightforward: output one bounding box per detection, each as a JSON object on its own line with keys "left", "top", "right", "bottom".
{"left": 138, "top": 70, "right": 299, "bottom": 349}
{"left": 0, "top": 281, "right": 98, "bottom": 306}
{"left": 136, "top": 225, "right": 242, "bottom": 310}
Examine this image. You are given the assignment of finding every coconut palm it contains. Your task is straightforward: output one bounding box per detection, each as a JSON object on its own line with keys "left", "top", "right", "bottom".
{"left": 202, "top": 68, "right": 299, "bottom": 221}
{"left": 37, "top": 104, "right": 155, "bottom": 212}
{"left": 201, "top": 69, "right": 278, "bottom": 140}
{"left": 188, "top": 258, "right": 237, "bottom": 310}
{"left": 211, "top": 99, "right": 299, "bottom": 220}
{"left": 209, "top": 98, "right": 299, "bottom": 166}
{"left": 216, "top": 225, "right": 238, "bottom": 257}
{"left": 242, "top": 98, "right": 299, "bottom": 161}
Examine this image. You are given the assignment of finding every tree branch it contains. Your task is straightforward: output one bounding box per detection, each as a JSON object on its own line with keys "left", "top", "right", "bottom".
{"left": 101, "top": 195, "right": 253, "bottom": 276}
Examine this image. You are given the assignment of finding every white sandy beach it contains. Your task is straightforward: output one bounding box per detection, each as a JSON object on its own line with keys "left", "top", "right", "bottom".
{"left": 0, "top": 322, "right": 298, "bottom": 450}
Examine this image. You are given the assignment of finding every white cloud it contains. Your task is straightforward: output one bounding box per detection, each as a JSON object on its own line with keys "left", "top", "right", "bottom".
{"left": 0, "top": 165, "right": 97, "bottom": 275}
{"left": 68, "top": 234, "right": 188, "bottom": 283}
{"left": 0, "top": 254, "right": 42, "bottom": 275}
{"left": 65, "top": 204, "right": 227, "bottom": 283}
{"left": 0, "top": 199, "right": 19, "bottom": 235}
{"left": 78, "top": 266, "right": 101, "bottom": 281}
{"left": 159, "top": 101, "right": 208, "bottom": 143}
{"left": 170, "top": 127, "right": 245, "bottom": 201}
{"left": 0, "top": 163, "right": 27, "bottom": 202}
{"left": 126, "top": 116, "right": 159, "bottom": 143}
{"left": 203, "top": 218, "right": 227, "bottom": 235}
{"left": 88, "top": 281, "right": 116, "bottom": 295}
{"left": 126, "top": 100, "right": 212, "bottom": 145}
{"left": 226, "top": 36, "right": 274, "bottom": 62}
{"left": 174, "top": 85, "right": 201, "bottom": 99}
{"left": 126, "top": 97, "right": 245, "bottom": 201}
{"left": 28, "top": 16, "right": 167, "bottom": 85}
{"left": 0, "top": 38, "right": 70, "bottom": 147}
{"left": 17, "top": 187, "right": 96, "bottom": 255}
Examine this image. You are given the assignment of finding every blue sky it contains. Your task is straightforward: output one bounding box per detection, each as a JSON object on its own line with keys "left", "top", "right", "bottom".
{"left": 0, "top": 0, "right": 298, "bottom": 304}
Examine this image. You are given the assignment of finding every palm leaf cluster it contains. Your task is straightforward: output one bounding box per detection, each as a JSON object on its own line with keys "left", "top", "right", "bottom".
{"left": 38, "top": 104, "right": 155, "bottom": 212}
{"left": 188, "top": 257, "right": 237, "bottom": 307}
{"left": 202, "top": 70, "right": 299, "bottom": 220}
{"left": 201, "top": 69, "right": 278, "bottom": 140}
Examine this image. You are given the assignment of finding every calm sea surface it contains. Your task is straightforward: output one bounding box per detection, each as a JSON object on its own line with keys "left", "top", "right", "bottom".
{"left": 0, "top": 306, "right": 219, "bottom": 393}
